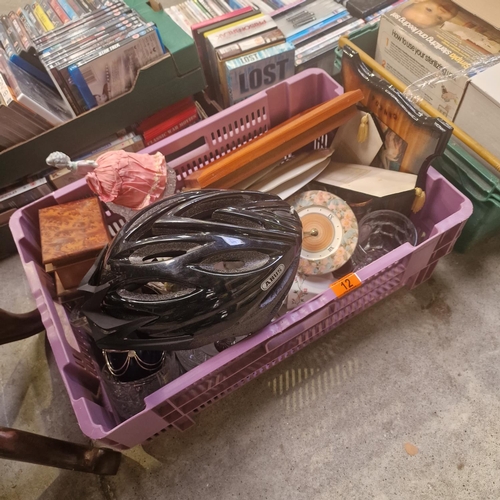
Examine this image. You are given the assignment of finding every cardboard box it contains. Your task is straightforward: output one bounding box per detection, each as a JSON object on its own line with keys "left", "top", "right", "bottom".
{"left": 375, "top": 0, "right": 500, "bottom": 119}
{"left": 454, "top": 63, "right": 500, "bottom": 162}
{"left": 451, "top": 0, "right": 500, "bottom": 30}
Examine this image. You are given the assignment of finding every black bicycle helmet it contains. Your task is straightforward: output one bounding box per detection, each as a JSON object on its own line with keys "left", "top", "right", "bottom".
{"left": 80, "top": 189, "right": 302, "bottom": 351}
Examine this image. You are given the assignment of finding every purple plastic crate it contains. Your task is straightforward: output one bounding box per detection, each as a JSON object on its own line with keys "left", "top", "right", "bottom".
{"left": 10, "top": 69, "right": 472, "bottom": 450}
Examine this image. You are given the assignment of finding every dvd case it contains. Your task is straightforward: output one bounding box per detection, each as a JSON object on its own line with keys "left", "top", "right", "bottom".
{"left": 48, "top": 0, "right": 71, "bottom": 23}
{"left": 24, "top": 4, "right": 47, "bottom": 34}
{"left": 0, "top": 51, "right": 73, "bottom": 125}
{"left": 17, "top": 8, "right": 42, "bottom": 39}
{"left": 225, "top": 41, "right": 294, "bottom": 104}
{"left": 39, "top": 0, "right": 64, "bottom": 28}
{"left": 32, "top": 2, "right": 56, "bottom": 30}
{"left": 8, "top": 12, "right": 33, "bottom": 50}
{"left": 68, "top": 24, "right": 163, "bottom": 110}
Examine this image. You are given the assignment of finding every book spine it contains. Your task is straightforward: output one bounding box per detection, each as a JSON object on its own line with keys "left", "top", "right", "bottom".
{"left": 55, "top": 0, "right": 79, "bottom": 20}
{"left": 137, "top": 97, "right": 195, "bottom": 133}
{"left": 24, "top": 5, "right": 46, "bottom": 34}
{"left": 38, "top": 0, "right": 63, "bottom": 28}
{"left": 32, "top": 2, "right": 56, "bottom": 31}
{"left": 144, "top": 113, "right": 198, "bottom": 147}
{"left": 8, "top": 12, "right": 32, "bottom": 50}
{"left": 16, "top": 9, "right": 39, "bottom": 40}
{"left": 0, "top": 22, "right": 17, "bottom": 58}
{"left": 0, "top": 70, "right": 14, "bottom": 106}
{"left": 66, "top": 0, "right": 86, "bottom": 17}
{"left": 1, "top": 15, "right": 23, "bottom": 54}
{"left": 144, "top": 109, "right": 198, "bottom": 145}
{"left": 48, "top": 0, "right": 70, "bottom": 23}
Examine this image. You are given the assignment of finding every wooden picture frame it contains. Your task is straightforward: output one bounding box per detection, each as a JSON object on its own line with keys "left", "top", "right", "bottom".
{"left": 341, "top": 45, "right": 453, "bottom": 187}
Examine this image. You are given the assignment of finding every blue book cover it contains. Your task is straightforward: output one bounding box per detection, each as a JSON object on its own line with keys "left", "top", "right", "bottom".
{"left": 11, "top": 55, "right": 55, "bottom": 88}
{"left": 67, "top": 64, "right": 96, "bottom": 109}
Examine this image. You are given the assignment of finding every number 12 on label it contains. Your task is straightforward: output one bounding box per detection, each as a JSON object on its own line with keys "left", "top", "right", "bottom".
{"left": 330, "top": 273, "right": 362, "bottom": 298}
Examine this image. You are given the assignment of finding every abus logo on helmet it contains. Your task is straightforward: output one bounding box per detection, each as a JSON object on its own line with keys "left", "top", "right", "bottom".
{"left": 261, "top": 264, "right": 285, "bottom": 291}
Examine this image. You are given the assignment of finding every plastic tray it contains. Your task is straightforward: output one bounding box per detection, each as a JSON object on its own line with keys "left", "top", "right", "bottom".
{"left": 10, "top": 69, "right": 472, "bottom": 450}
{"left": 333, "top": 23, "right": 500, "bottom": 252}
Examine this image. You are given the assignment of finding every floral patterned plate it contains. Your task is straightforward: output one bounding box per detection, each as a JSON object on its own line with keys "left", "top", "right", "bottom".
{"left": 288, "top": 190, "right": 359, "bottom": 275}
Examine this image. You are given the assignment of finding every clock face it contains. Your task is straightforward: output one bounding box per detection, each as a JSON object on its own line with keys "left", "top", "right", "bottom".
{"left": 289, "top": 190, "right": 359, "bottom": 276}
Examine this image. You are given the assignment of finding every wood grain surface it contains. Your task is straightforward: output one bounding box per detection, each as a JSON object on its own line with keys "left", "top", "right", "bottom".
{"left": 39, "top": 197, "right": 109, "bottom": 266}
{"left": 185, "top": 90, "right": 363, "bottom": 189}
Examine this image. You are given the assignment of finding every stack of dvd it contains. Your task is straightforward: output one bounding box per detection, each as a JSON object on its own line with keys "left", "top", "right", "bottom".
{"left": 0, "top": 0, "right": 107, "bottom": 86}
{"left": 0, "top": 48, "right": 72, "bottom": 150}
{"left": 34, "top": 1, "right": 165, "bottom": 115}
{"left": 229, "top": 0, "right": 305, "bottom": 16}
{"left": 165, "top": 0, "right": 234, "bottom": 35}
{"left": 192, "top": 9, "right": 296, "bottom": 107}
{"left": 286, "top": 0, "right": 404, "bottom": 69}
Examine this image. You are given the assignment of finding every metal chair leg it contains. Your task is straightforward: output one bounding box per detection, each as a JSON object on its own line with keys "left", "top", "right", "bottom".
{"left": 0, "top": 426, "right": 121, "bottom": 475}
{"left": 0, "top": 308, "right": 45, "bottom": 345}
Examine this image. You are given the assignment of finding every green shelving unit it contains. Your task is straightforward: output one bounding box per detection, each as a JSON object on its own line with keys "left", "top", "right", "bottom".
{"left": 0, "top": 1, "right": 206, "bottom": 188}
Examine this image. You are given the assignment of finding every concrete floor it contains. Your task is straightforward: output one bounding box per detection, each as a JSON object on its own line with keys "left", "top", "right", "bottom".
{"left": 0, "top": 232, "right": 499, "bottom": 499}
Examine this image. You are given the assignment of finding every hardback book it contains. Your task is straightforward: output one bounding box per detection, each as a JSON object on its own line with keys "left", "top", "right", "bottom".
{"left": 143, "top": 102, "right": 199, "bottom": 145}
{"left": 137, "top": 96, "right": 195, "bottom": 134}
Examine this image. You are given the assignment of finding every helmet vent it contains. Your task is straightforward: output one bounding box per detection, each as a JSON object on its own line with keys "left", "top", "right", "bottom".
{"left": 117, "top": 282, "right": 196, "bottom": 301}
{"left": 199, "top": 251, "right": 270, "bottom": 274}
{"left": 129, "top": 242, "right": 199, "bottom": 264}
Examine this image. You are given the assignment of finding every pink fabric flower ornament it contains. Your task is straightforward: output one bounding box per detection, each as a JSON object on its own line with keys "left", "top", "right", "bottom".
{"left": 86, "top": 151, "right": 167, "bottom": 210}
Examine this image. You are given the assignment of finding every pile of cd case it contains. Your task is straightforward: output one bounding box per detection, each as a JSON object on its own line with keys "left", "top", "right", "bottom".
{"left": 165, "top": 0, "right": 235, "bottom": 35}
{"left": 35, "top": 0, "right": 166, "bottom": 116}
